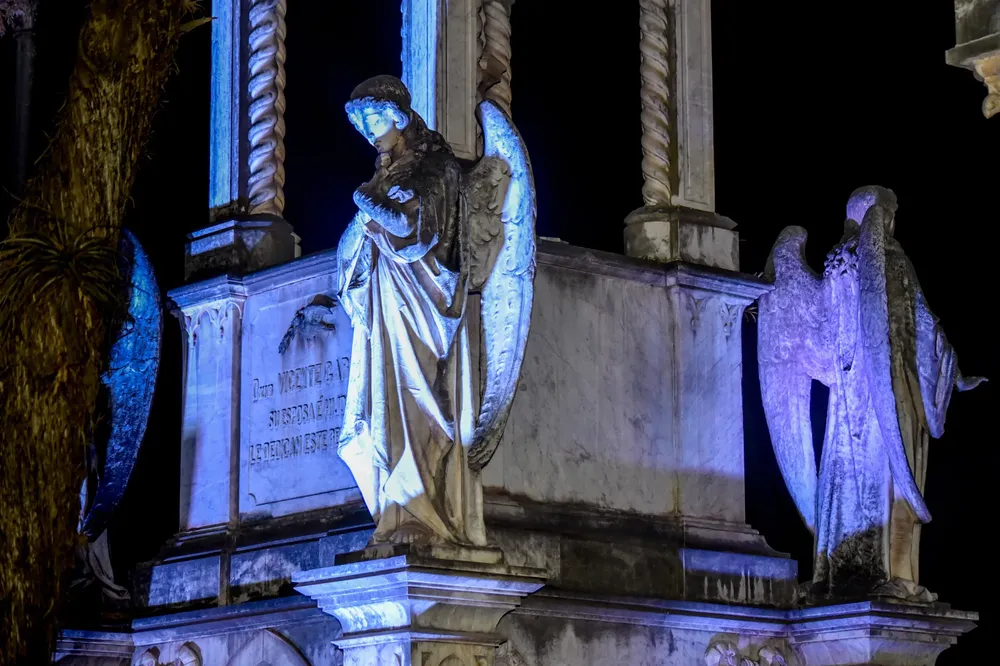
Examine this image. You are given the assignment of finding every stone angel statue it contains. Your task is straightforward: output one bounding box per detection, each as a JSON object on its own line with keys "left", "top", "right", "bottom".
{"left": 73, "top": 229, "right": 162, "bottom": 608}
{"left": 758, "top": 186, "right": 985, "bottom": 601}
{"left": 333, "top": 75, "right": 536, "bottom": 550}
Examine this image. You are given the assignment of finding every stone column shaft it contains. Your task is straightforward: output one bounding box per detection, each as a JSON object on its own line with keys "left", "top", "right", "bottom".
{"left": 626, "top": 0, "right": 736, "bottom": 269}
{"left": 481, "top": 0, "right": 513, "bottom": 117}
{"left": 403, "top": 0, "right": 481, "bottom": 160}
{"left": 639, "top": 0, "right": 673, "bottom": 208}
{"left": 192, "top": 0, "right": 297, "bottom": 283}
{"left": 247, "top": 0, "right": 288, "bottom": 215}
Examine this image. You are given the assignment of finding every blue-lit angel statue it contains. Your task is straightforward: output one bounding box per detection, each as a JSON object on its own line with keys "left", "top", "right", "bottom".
{"left": 758, "top": 186, "right": 985, "bottom": 602}
{"left": 330, "top": 75, "right": 535, "bottom": 549}
{"left": 72, "top": 229, "right": 162, "bottom": 605}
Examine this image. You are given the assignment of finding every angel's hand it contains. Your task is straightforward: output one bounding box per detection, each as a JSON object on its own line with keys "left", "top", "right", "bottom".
{"left": 387, "top": 185, "right": 415, "bottom": 204}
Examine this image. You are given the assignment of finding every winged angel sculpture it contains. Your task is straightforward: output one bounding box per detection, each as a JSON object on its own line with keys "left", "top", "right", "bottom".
{"left": 331, "top": 75, "right": 535, "bottom": 549}
{"left": 758, "top": 186, "right": 984, "bottom": 602}
{"left": 73, "top": 229, "right": 162, "bottom": 606}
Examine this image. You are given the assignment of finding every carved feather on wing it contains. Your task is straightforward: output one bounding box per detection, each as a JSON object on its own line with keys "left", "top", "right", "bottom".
{"left": 757, "top": 226, "right": 836, "bottom": 533}
{"left": 856, "top": 205, "right": 931, "bottom": 523}
{"left": 462, "top": 100, "right": 537, "bottom": 471}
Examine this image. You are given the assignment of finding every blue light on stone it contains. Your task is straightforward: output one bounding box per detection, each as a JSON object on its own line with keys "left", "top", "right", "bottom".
{"left": 82, "top": 229, "right": 163, "bottom": 538}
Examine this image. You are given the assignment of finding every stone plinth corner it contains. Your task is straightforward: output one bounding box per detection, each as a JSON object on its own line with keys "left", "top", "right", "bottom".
{"left": 293, "top": 550, "right": 545, "bottom": 666}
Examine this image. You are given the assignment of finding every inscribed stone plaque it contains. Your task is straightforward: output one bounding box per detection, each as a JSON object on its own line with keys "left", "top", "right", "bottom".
{"left": 239, "top": 266, "right": 361, "bottom": 518}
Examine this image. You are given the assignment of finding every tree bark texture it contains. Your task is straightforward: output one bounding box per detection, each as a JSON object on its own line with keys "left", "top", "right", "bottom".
{"left": 0, "top": 1, "right": 195, "bottom": 662}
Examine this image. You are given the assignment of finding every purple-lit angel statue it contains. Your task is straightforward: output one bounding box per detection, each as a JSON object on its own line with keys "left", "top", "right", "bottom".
{"left": 758, "top": 186, "right": 985, "bottom": 602}
{"left": 332, "top": 75, "right": 536, "bottom": 550}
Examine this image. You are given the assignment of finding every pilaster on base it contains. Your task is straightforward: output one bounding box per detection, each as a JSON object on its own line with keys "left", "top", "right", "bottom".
{"left": 292, "top": 548, "right": 546, "bottom": 666}
{"left": 185, "top": 216, "right": 300, "bottom": 282}
{"left": 624, "top": 205, "right": 739, "bottom": 270}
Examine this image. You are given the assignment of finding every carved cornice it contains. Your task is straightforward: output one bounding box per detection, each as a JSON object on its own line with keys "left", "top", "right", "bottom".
{"left": 247, "top": 0, "right": 288, "bottom": 215}
{"left": 639, "top": 0, "right": 673, "bottom": 207}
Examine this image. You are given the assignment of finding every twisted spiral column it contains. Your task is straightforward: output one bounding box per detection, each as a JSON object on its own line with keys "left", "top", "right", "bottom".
{"left": 482, "top": 0, "right": 512, "bottom": 117}
{"left": 247, "top": 0, "right": 287, "bottom": 216}
{"left": 639, "top": 0, "right": 672, "bottom": 207}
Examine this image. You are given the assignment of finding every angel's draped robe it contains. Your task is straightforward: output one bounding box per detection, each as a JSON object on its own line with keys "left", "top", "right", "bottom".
{"left": 815, "top": 224, "right": 961, "bottom": 594}
{"left": 335, "top": 148, "right": 486, "bottom": 547}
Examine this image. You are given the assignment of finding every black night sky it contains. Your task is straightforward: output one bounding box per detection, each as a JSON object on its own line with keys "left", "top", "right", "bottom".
{"left": 2, "top": 2, "right": 997, "bottom": 662}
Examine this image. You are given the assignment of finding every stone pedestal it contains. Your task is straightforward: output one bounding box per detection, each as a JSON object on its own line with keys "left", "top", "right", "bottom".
{"left": 185, "top": 217, "right": 298, "bottom": 282}
{"left": 624, "top": 206, "right": 739, "bottom": 270}
{"left": 293, "top": 550, "right": 545, "bottom": 666}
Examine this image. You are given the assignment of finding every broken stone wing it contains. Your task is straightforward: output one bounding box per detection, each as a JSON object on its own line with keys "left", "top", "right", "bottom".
{"left": 81, "top": 229, "right": 163, "bottom": 538}
{"left": 462, "top": 100, "right": 537, "bottom": 471}
{"left": 757, "top": 226, "right": 836, "bottom": 533}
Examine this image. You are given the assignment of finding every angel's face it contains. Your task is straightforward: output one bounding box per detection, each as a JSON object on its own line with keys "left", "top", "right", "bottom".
{"left": 361, "top": 108, "right": 402, "bottom": 155}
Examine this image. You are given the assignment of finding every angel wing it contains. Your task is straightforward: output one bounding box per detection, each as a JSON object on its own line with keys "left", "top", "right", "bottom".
{"left": 757, "top": 226, "right": 836, "bottom": 533}
{"left": 462, "top": 100, "right": 537, "bottom": 471}
{"left": 81, "top": 229, "right": 163, "bottom": 538}
{"left": 856, "top": 205, "right": 931, "bottom": 523}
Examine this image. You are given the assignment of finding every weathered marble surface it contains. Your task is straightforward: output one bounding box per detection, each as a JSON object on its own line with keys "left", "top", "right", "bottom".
{"left": 165, "top": 240, "right": 772, "bottom": 609}
{"left": 624, "top": 206, "right": 739, "bottom": 269}
{"left": 58, "top": 592, "right": 977, "bottom": 666}
{"left": 499, "top": 593, "right": 977, "bottom": 666}
{"left": 134, "top": 512, "right": 372, "bottom": 611}
{"left": 184, "top": 218, "right": 299, "bottom": 282}
{"left": 240, "top": 257, "right": 359, "bottom": 519}
{"left": 483, "top": 242, "right": 766, "bottom": 526}
{"left": 293, "top": 552, "right": 545, "bottom": 666}
{"left": 170, "top": 278, "right": 246, "bottom": 532}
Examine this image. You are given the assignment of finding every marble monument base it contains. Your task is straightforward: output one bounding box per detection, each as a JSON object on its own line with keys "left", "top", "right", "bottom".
{"left": 788, "top": 601, "right": 978, "bottom": 666}
{"left": 184, "top": 216, "right": 299, "bottom": 282}
{"left": 624, "top": 205, "right": 739, "bottom": 270}
{"left": 292, "top": 548, "right": 546, "bottom": 666}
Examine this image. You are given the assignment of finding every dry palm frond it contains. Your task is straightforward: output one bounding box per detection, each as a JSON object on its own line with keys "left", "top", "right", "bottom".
{"left": 0, "top": 1, "right": 200, "bottom": 662}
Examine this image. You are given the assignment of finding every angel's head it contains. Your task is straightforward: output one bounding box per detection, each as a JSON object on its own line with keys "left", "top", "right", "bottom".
{"left": 345, "top": 75, "right": 414, "bottom": 156}
{"left": 846, "top": 185, "right": 898, "bottom": 231}
{"left": 346, "top": 75, "right": 451, "bottom": 162}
